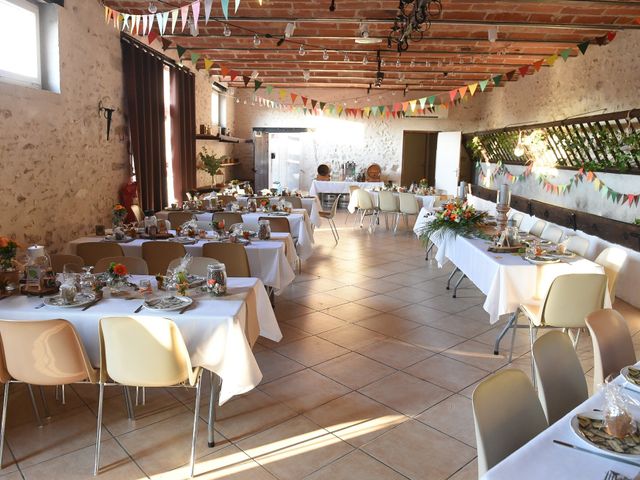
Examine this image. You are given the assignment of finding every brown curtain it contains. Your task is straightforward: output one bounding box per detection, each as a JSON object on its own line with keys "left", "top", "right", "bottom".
{"left": 170, "top": 68, "right": 196, "bottom": 201}
{"left": 121, "top": 37, "right": 167, "bottom": 212}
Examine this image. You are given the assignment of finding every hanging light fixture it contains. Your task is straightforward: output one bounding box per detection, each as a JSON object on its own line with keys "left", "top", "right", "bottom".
{"left": 362, "top": 55, "right": 368, "bottom": 65}
{"left": 380, "top": 58, "right": 386, "bottom": 67}
{"left": 396, "top": 58, "right": 401, "bottom": 67}
{"left": 299, "top": 44, "right": 306, "bottom": 56}
{"left": 253, "top": 34, "right": 261, "bottom": 46}
{"left": 148, "top": 2, "right": 157, "bottom": 14}
{"left": 284, "top": 22, "right": 296, "bottom": 38}
{"left": 223, "top": 24, "right": 231, "bottom": 37}
{"left": 410, "top": 59, "right": 415, "bottom": 68}
{"left": 303, "top": 70, "right": 311, "bottom": 81}
{"left": 344, "top": 52, "right": 350, "bottom": 62}
{"left": 322, "top": 49, "right": 329, "bottom": 60}
{"left": 514, "top": 131, "right": 525, "bottom": 157}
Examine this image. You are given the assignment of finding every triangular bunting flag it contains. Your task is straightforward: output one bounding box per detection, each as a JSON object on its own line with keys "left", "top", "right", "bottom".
{"left": 409, "top": 100, "right": 417, "bottom": 112}
{"left": 301, "top": 96, "right": 308, "bottom": 106}
{"left": 235, "top": 0, "right": 241, "bottom": 13}
{"left": 148, "top": 30, "right": 160, "bottom": 45}
{"left": 220, "top": 65, "right": 230, "bottom": 77}
{"left": 266, "top": 85, "right": 273, "bottom": 95}
{"left": 290, "top": 93, "right": 298, "bottom": 103}
{"left": 545, "top": 54, "right": 558, "bottom": 66}
{"left": 607, "top": 31, "right": 617, "bottom": 42}
{"left": 311, "top": 99, "right": 317, "bottom": 109}
{"left": 121, "top": 14, "right": 130, "bottom": 32}
{"left": 449, "top": 90, "right": 458, "bottom": 102}
{"left": 533, "top": 60, "right": 544, "bottom": 72}
{"left": 180, "top": 6, "right": 189, "bottom": 31}
{"left": 578, "top": 41, "right": 589, "bottom": 55}
{"left": 518, "top": 65, "right": 529, "bottom": 77}
{"left": 161, "top": 37, "right": 172, "bottom": 50}
{"left": 493, "top": 74, "right": 502, "bottom": 87}
{"left": 204, "top": 58, "right": 214, "bottom": 71}
{"left": 479, "top": 79, "right": 489, "bottom": 92}
{"left": 468, "top": 84, "right": 478, "bottom": 96}
{"left": 254, "top": 80, "right": 262, "bottom": 91}
{"left": 221, "top": 0, "right": 229, "bottom": 19}
{"left": 242, "top": 76, "right": 250, "bottom": 87}
{"left": 402, "top": 101, "right": 409, "bottom": 111}
{"left": 595, "top": 35, "right": 607, "bottom": 46}
{"left": 427, "top": 96, "right": 436, "bottom": 107}
{"left": 191, "top": 1, "right": 200, "bottom": 25}
{"left": 190, "top": 53, "right": 201, "bottom": 66}
{"left": 319, "top": 102, "right": 326, "bottom": 110}
{"left": 229, "top": 70, "right": 238, "bottom": 81}
{"left": 505, "top": 70, "right": 515, "bottom": 81}
{"left": 142, "top": 14, "right": 148, "bottom": 35}
{"left": 176, "top": 44, "right": 187, "bottom": 58}
{"left": 104, "top": 6, "right": 111, "bottom": 23}
{"left": 418, "top": 97, "right": 427, "bottom": 109}
{"left": 170, "top": 9, "right": 179, "bottom": 33}
{"left": 133, "top": 15, "right": 142, "bottom": 35}
{"left": 560, "top": 49, "right": 572, "bottom": 61}
{"left": 204, "top": 0, "right": 213, "bottom": 23}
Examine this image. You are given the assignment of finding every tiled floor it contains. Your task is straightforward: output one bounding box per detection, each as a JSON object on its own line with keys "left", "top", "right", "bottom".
{"left": 2, "top": 211, "right": 639, "bottom": 479}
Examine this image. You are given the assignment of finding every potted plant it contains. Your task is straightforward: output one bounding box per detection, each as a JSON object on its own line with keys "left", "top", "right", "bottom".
{"left": 0, "top": 236, "right": 22, "bottom": 293}
{"left": 112, "top": 204, "right": 127, "bottom": 228}
{"left": 197, "top": 147, "right": 228, "bottom": 187}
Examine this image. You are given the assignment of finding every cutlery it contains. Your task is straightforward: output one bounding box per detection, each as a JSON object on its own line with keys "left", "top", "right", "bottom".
{"left": 604, "top": 471, "right": 632, "bottom": 480}
{"left": 82, "top": 298, "right": 102, "bottom": 311}
{"left": 553, "top": 440, "right": 640, "bottom": 467}
{"left": 179, "top": 303, "right": 193, "bottom": 315}
{"left": 134, "top": 304, "right": 144, "bottom": 313}
{"left": 34, "top": 302, "right": 45, "bottom": 309}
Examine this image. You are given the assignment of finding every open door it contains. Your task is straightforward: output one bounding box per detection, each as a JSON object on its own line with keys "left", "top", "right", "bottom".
{"left": 434, "top": 131, "right": 462, "bottom": 195}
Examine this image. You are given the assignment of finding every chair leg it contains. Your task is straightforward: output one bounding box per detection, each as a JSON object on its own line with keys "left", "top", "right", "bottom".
{"left": 0, "top": 383, "right": 9, "bottom": 469}
{"left": 123, "top": 386, "right": 135, "bottom": 420}
{"left": 93, "top": 383, "right": 105, "bottom": 476}
{"left": 208, "top": 372, "right": 221, "bottom": 448}
{"left": 508, "top": 310, "right": 519, "bottom": 363}
{"left": 27, "top": 385, "right": 43, "bottom": 427}
{"left": 529, "top": 323, "right": 539, "bottom": 388}
{"left": 38, "top": 386, "right": 51, "bottom": 419}
{"left": 425, "top": 241, "right": 434, "bottom": 261}
{"left": 190, "top": 377, "right": 203, "bottom": 478}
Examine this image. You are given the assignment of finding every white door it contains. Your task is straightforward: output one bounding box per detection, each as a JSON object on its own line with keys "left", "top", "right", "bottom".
{"left": 434, "top": 131, "right": 462, "bottom": 195}
{"left": 268, "top": 133, "right": 302, "bottom": 191}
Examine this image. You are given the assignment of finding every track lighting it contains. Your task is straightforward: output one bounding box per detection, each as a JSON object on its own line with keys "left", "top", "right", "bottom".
{"left": 410, "top": 59, "right": 415, "bottom": 68}
{"left": 359, "top": 23, "right": 369, "bottom": 39}
{"left": 380, "top": 58, "right": 385, "bottom": 67}
{"left": 148, "top": 2, "right": 157, "bottom": 14}
{"left": 223, "top": 24, "right": 231, "bottom": 37}
{"left": 189, "top": 20, "right": 198, "bottom": 37}
{"left": 253, "top": 34, "right": 261, "bottom": 47}
{"left": 488, "top": 26, "right": 498, "bottom": 43}
{"left": 250, "top": 70, "right": 259, "bottom": 80}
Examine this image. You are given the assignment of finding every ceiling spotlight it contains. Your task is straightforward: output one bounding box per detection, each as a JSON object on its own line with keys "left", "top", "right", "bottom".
{"left": 223, "top": 24, "right": 231, "bottom": 37}
{"left": 148, "top": 2, "right": 157, "bottom": 14}
{"left": 362, "top": 55, "right": 368, "bottom": 65}
{"left": 322, "top": 49, "right": 329, "bottom": 60}
{"left": 344, "top": 52, "right": 349, "bottom": 62}
{"left": 488, "top": 26, "right": 498, "bottom": 43}
{"left": 396, "top": 59, "right": 401, "bottom": 67}
{"left": 380, "top": 58, "right": 386, "bottom": 67}
{"left": 284, "top": 22, "right": 296, "bottom": 38}
{"left": 410, "top": 59, "right": 415, "bottom": 68}
{"left": 359, "top": 23, "right": 369, "bottom": 38}
{"left": 236, "top": 98, "right": 240, "bottom": 103}
{"left": 253, "top": 34, "right": 261, "bottom": 47}
{"left": 298, "top": 44, "right": 306, "bottom": 56}
{"left": 514, "top": 131, "right": 525, "bottom": 157}
{"left": 303, "top": 70, "right": 311, "bottom": 81}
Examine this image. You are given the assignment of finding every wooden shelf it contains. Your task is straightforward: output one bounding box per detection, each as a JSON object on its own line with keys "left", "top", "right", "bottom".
{"left": 195, "top": 133, "right": 253, "bottom": 144}
{"left": 220, "top": 162, "right": 240, "bottom": 167}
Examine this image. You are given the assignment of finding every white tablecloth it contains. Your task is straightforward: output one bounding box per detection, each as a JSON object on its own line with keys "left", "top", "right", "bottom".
{"left": 235, "top": 196, "right": 323, "bottom": 228}
{"left": 485, "top": 371, "right": 640, "bottom": 479}
{"left": 68, "top": 234, "right": 296, "bottom": 294}
{"left": 0, "top": 277, "right": 281, "bottom": 404}
{"left": 353, "top": 191, "right": 439, "bottom": 213}
{"left": 309, "top": 180, "right": 385, "bottom": 195}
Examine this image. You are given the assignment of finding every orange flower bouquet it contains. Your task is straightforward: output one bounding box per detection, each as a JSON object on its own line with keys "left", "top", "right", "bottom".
{"left": 0, "top": 236, "right": 22, "bottom": 272}
{"left": 419, "top": 200, "right": 488, "bottom": 244}
{"left": 106, "top": 262, "right": 131, "bottom": 294}
{"left": 112, "top": 204, "right": 127, "bottom": 227}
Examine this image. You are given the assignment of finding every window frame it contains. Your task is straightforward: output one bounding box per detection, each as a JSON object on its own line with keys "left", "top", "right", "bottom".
{"left": 0, "top": 0, "right": 42, "bottom": 88}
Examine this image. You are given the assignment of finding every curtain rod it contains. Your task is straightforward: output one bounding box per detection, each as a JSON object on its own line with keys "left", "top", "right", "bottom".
{"left": 120, "top": 33, "right": 194, "bottom": 76}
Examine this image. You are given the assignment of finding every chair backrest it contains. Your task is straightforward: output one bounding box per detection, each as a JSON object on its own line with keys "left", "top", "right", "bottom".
{"left": 378, "top": 191, "right": 398, "bottom": 212}
{"left": 586, "top": 309, "right": 636, "bottom": 390}
{"left": 541, "top": 273, "right": 607, "bottom": 328}
{"left": 50, "top": 254, "right": 84, "bottom": 274}
{"left": 213, "top": 212, "right": 244, "bottom": 228}
{"left": 99, "top": 316, "right": 195, "bottom": 387}
{"left": 0, "top": 319, "right": 97, "bottom": 385}
{"left": 216, "top": 195, "right": 236, "bottom": 205}
{"left": 594, "top": 247, "right": 628, "bottom": 299}
{"left": 348, "top": 185, "right": 360, "bottom": 194}
{"left": 94, "top": 256, "right": 149, "bottom": 275}
{"left": 280, "top": 196, "right": 303, "bottom": 209}
{"left": 327, "top": 194, "right": 341, "bottom": 218}
{"left": 195, "top": 221, "right": 212, "bottom": 231}
{"left": 131, "top": 204, "right": 144, "bottom": 223}
{"left": 76, "top": 242, "right": 124, "bottom": 267}
{"left": 510, "top": 212, "right": 524, "bottom": 228}
{"left": 528, "top": 219, "right": 547, "bottom": 237}
{"left": 259, "top": 216, "right": 291, "bottom": 234}
{"left": 398, "top": 193, "right": 419, "bottom": 214}
{"left": 532, "top": 331, "right": 588, "bottom": 424}
{"left": 167, "top": 256, "right": 222, "bottom": 277}
{"left": 472, "top": 369, "right": 548, "bottom": 476}
{"left": 202, "top": 243, "right": 251, "bottom": 277}
{"left": 541, "top": 225, "right": 563, "bottom": 243}
{"left": 141, "top": 242, "right": 187, "bottom": 276}
{"left": 167, "top": 212, "right": 195, "bottom": 227}
{"left": 355, "top": 190, "right": 374, "bottom": 210}
{"left": 0, "top": 337, "right": 10, "bottom": 384}
{"left": 565, "top": 235, "right": 589, "bottom": 257}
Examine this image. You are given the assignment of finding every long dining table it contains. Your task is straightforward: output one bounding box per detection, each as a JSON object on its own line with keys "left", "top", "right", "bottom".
{"left": 67, "top": 232, "right": 296, "bottom": 294}
{"left": 0, "top": 276, "right": 281, "bottom": 404}
{"left": 484, "top": 370, "right": 640, "bottom": 479}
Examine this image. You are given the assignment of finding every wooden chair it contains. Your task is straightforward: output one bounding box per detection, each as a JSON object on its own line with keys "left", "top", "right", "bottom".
{"left": 168, "top": 257, "right": 222, "bottom": 277}
{"left": 202, "top": 243, "right": 251, "bottom": 277}
{"left": 259, "top": 217, "right": 291, "bottom": 234}
{"left": 75, "top": 243, "right": 124, "bottom": 267}
{"left": 141, "top": 242, "right": 186, "bottom": 275}
{"left": 50, "top": 254, "right": 84, "bottom": 273}
{"left": 213, "top": 212, "right": 244, "bottom": 228}
{"left": 280, "top": 196, "right": 303, "bottom": 209}
{"left": 168, "top": 212, "right": 195, "bottom": 227}
{"left": 94, "top": 256, "right": 149, "bottom": 275}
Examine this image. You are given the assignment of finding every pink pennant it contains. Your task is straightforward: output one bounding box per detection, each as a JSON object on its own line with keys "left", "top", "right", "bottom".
{"left": 180, "top": 6, "right": 189, "bottom": 31}
{"left": 191, "top": 1, "right": 200, "bottom": 25}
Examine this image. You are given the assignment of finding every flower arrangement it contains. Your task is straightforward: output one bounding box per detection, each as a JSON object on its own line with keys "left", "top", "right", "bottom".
{"left": 108, "top": 262, "right": 128, "bottom": 279}
{"left": 0, "top": 237, "right": 21, "bottom": 271}
{"left": 112, "top": 204, "right": 127, "bottom": 227}
{"left": 197, "top": 147, "right": 227, "bottom": 185}
{"left": 419, "top": 200, "right": 489, "bottom": 243}
{"left": 419, "top": 178, "right": 429, "bottom": 187}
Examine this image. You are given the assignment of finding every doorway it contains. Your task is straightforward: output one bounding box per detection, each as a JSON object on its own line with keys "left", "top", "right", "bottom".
{"left": 401, "top": 131, "right": 438, "bottom": 186}
{"left": 253, "top": 128, "right": 309, "bottom": 191}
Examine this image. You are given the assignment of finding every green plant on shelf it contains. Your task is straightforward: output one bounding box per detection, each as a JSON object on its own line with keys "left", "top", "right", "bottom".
{"left": 197, "top": 146, "right": 228, "bottom": 184}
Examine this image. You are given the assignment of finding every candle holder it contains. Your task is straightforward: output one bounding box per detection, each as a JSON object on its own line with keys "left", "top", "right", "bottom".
{"left": 496, "top": 204, "right": 510, "bottom": 232}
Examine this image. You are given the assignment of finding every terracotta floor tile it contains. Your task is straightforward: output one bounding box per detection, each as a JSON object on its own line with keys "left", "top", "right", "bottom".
{"left": 255, "top": 350, "right": 306, "bottom": 384}
{"left": 393, "top": 304, "right": 452, "bottom": 324}
{"left": 318, "top": 325, "right": 385, "bottom": 350}
{"left": 356, "top": 338, "right": 433, "bottom": 369}
{"left": 404, "top": 354, "right": 489, "bottom": 393}
{"left": 327, "top": 285, "right": 377, "bottom": 301}
{"left": 257, "top": 323, "right": 310, "bottom": 349}
{"left": 305, "top": 449, "right": 407, "bottom": 480}
{"left": 416, "top": 394, "right": 477, "bottom": 447}
{"left": 312, "top": 352, "right": 396, "bottom": 389}
{"left": 294, "top": 293, "right": 350, "bottom": 311}
{"left": 396, "top": 325, "right": 467, "bottom": 353}
{"left": 356, "top": 313, "right": 422, "bottom": 338}
{"left": 283, "top": 311, "right": 347, "bottom": 334}
{"left": 441, "top": 339, "right": 511, "bottom": 372}
{"left": 275, "top": 336, "right": 349, "bottom": 367}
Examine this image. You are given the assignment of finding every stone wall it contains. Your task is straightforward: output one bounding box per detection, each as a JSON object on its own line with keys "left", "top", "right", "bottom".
{"left": 0, "top": 0, "right": 129, "bottom": 253}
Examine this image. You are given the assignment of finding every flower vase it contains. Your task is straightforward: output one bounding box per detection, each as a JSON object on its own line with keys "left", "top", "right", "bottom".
{"left": 0, "top": 270, "right": 19, "bottom": 295}
{"left": 108, "top": 277, "right": 129, "bottom": 296}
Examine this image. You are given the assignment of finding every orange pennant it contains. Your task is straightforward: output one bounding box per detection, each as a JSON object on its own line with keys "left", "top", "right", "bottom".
{"left": 458, "top": 86, "right": 468, "bottom": 99}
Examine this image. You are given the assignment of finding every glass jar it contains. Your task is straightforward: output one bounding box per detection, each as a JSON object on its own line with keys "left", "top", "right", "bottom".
{"left": 144, "top": 210, "right": 158, "bottom": 236}
{"left": 258, "top": 219, "right": 271, "bottom": 240}
{"left": 24, "top": 245, "right": 52, "bottom": 292}
{"left": 207, "top": 263, "right": 227, "bottom": 296}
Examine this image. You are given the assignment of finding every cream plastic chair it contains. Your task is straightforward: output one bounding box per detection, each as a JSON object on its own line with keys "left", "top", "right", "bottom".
{"left": 213, "top": 212, "right": 243, "bottom": 228}
{"left": 594, "top": 247, "right": 628, "bottom": 300}
{"left": 95, "top": 316, "right": 204, "bottom": 477}
{"left": 353, "top": 190, "right": 377, "bottom": 231}
{"left": 130, "top": 205, "right": 144, "bottom": 223}
{"left": 565, "top": 235, "right": 589, "bottom": 257}
{"left": 280, "top": 196, "right": 303, "bottom": 209}
{"left": 394, "top": 193, "right": 420, "bottom": 233}
{"left": 318, "top": 194, "right": 341, "bottom": 244}
{"left": 507, "top": 273, "right": 607, "bottom": 379}
{"left": 532, "top": 331, "right": 588, "bottom": 425}
{"left": 202, "top": 243, "right": 251, "bottom": 277}
{"left": 540, "top": 225, "right": 563, "bottom": 243}
{"left": 345, "top": 185, "right": 361, "bottom": 224}
{"left": 378, "top": 191, "right": 399, "bottom": 231}
{"left": 168, "top": 211, "right": 195, "bottom": 227}
{"left": 509, "top": 212, "right": 524, "bottom": 229}
{"left": 528, "top": 219, "right": 547, "bottom": 237}
{"left": 141, "top": 242, "right": 186, "bottom": 276}
{"left": 259, "top": 216, "right": 291, "bottom": 234}
{"left": 472, "top": 369, "right": 548, "bottom": 477}
{"left": 50, "top": 254, "right": 84, "bottom": 274}
{"left": 0, "top": 319, "right": 98, "bottom": 469}
{"left": 94, "top": 256, "right": 149, "bottom": 275}
{"left": 76, "top": 242, "right": 124, "bottom": 267}
{"left": 168, "top": 256, "right": 223, "bottom": 277}
{"left": 586, "top": 309, "right": 636, "bottom": 391}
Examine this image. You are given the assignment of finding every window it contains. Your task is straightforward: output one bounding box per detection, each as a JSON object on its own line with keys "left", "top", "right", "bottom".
{"left": 0, "top": 0, "right": 41, "bottom": 87}
{"left": 211, "top": 91, "right": 220, "bottom": 126}
{"left": 212, "top": 83, "right": 227, "bottom": 129}
{"left": 163, "top": 66, "right": 176, "bottom": 205}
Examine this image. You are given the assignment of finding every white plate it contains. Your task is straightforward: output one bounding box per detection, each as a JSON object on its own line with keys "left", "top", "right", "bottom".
{"left": 168, "top": 237, "right": 198, "bottom": 245}
{"left": 621, "top": 366, "right": 640, "bottom": 390}
{"left": 570, "top": 412, "right": 640, "bottom": 460}
{"left": 524, "top": 255, "right": 561, "bottom": 265}
{"left": 44, "top": 292, "right": 96, "bottom": 308}
{"left": 143, "top": 295, "right": 193, "bottom": 312}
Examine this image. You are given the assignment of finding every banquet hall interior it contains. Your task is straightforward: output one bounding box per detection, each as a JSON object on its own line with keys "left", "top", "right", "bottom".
{"left": 0, "top": 0, "right": 640, "bottom": 479}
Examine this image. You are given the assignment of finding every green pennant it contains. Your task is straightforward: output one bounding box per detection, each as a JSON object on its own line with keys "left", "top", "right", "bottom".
{"left": 427, "top": 96, "right": 436, "bottom": 107}
{"left": 319, "top": 102, "right": 326, "bottom": 110}
{"left": 479, "top": 79, "right": 489, "bottom": 92}
{"left": 577, "top": 41, "right": 590, "bottom": 55}
{"left": 560, "top": 49, "right": 572, "bottom": 61}
{"left": 371, "top": 106, "right": 378, "bottom": 116}
{"left": 176, "top": 45, "right": 187, "bottom": 58}
{"left": 601, "top": 186, "right": 609, "bottom": 198}
{"left": 254, "top": 80, "right": 262, "bottom": 91}
{"left": 266, "top": 85, "right": 273, "bottom": 95}
{"left": 190, "top": 53, "right": 201, "bottom": 65}
{"left": 493, "top": 74, "right": 503, "bottom": 87}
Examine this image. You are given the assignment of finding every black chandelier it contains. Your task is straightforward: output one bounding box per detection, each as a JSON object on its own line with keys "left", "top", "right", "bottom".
{"left": 387, "top": 0, "right": 442, "bottom": 53}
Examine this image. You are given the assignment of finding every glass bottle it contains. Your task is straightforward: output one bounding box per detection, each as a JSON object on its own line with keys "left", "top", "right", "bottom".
{"left": 258, "top": 219, "right": 271, "bottom": 240}
{"left": 207, "top": 263, "right": 227, "bottom": 296}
